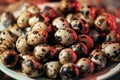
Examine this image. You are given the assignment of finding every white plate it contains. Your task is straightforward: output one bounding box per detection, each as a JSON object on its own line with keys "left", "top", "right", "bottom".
{"left": 0, "top": 60, "right": 120, "bottom": 80}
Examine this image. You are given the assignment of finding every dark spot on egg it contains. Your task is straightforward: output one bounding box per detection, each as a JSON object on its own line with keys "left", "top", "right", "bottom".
{"left": 66, "top": 29, "right": 73, "bottom": 33}
{"left": 111, "top": 50, "right": 119, "bottom": 58}
{"left": 96, "top": 49, "right": 99, "bottom": 52}
{"left": 82, "top": 58, "right": 86, "bottom": 61}
{"left": 33, "top": 31, "right": 38, "bottom": 34}
{"left": 8, "top": 31, "right": 15, "bottom": 38}
{"left": 67, "top": 39, "right": 70, "bottom": 41}
{"left": 61, "top": 66, "right": 76, "bottom": 79}
{"left": 2, "top": 32, "right": 5, "bottom": 35}
{"left": 94, "top": 54, "right": 99, "bottom": 60}
{"left": 5, "top": 54, "right": 15, "bottom": 65}
{"left": 113, "top": 47, "right": 116, "bottom": 49}
{"left": 0, "top": 38, "right": 4, "bottom": 41}
{"left": 106, "top": 53, "right": 110, "bottom": 56}
{"left": 50, "top": 65, "right": 53, "bottom": 67}
{"left": 77, "top": 65, "right": 84, "bottom": 70}
{"left": 42, "top": 51, "right": 51, "bottom": 62}
{"left": 26, "top": 72, "right": 32, "bottom": 76}
{"left": 99, "top": 59, "right": 102, "bottom": 61}
{"left": 97, "top": 19, "right": 105, "bottom": 26}
{"left": 7, "top": 46, "right": 12, "bottom": 50}
{"left": 60, "top": 18, "right": 65, "bottom": 22}
{"left": 79, "top": 24, "right": 84, "bottom": 31}
{"left": 16, "top": 28, "right": 19, "bottom": 31}
{"left": 41, "top": 48, "right": 46, "bottom": 52}
{"left": 87, "top": 5, "right": 92, "bottom": 8}
{"left": 85, "top": 11, "right": 90, "bottom": 15}
{"left": 55, "top": 36, "right": 62, "bottom": 42}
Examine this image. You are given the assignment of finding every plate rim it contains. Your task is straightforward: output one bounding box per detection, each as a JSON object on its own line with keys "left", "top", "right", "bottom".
{"left": 0, "top": 61, "right": 120, "bottom": 80}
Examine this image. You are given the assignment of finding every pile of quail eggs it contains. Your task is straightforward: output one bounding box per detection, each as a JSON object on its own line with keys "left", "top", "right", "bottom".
{"left": 0, "top": 0, "right": 120, "bottom": 79}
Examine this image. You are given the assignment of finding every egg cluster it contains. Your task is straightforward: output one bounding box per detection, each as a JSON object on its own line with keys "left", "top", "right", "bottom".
{"left": 0, "top": 0, "right": 120, "bottom": 79}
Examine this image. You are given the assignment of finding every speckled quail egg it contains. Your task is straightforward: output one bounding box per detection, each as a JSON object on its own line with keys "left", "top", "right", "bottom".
{"left": 16, "top": 35, "right": 30, "bottom": 53}
{"left": 8, "top": 24, "right": 22, "bottom": 37}
{"left": 94, "top": 15, "right": 112, "bottom": 31}
{"left": 32, "top": 22, "right": 52, "bottom": 33}
{"left": 103, "top": 43, "right": 120, "bottom": 62}
{"left": 59, "top": 0, "right": 72, "bottom": 13}
{"left": 28, "top": 13, "right": 49, "bottom": 27}
{"left": 105, "top": 30, "right": 120, "bottom": 43}
{"left": 89, "top": 49, "right": 107, "bottom": 71}
{"left": 33, "top": 44, "right": 55, "bottom": 62}
{"left": 22, "top": 56, "right": 43, "bottom": 77}
{"left": 59, "top": 0, "right": 80, "bottom": 13}
{"left": 76, "top": 58, "right": 94, "bottom": 77}
{"left": 0, "top": 12, "right": 15, "bottom": 28}
{"left": 70, "top": 42, "right": 88, "bottom": 58}
{"left": 27, "top": 30, "right": 48, "bottom": 46}
{"left": 27, "top": 5, "right": 40, "bottom": 14}
{"left": 44, "top": 61, "right": 62, "bottom": 79}
{"left": 22, "top": 27, "right": 32, "bottom": 36}
{"left": 78, "top": 35, "right": 94, "bottom": 50}
{"left": 79, "top": 4, "right": 96, "bottom": 18}
{"left": 54, "top": 28, "right": 78, "bottom": 46}
{"left": 17, "top": 11, "right": 32, "bottom": 28}
{"left": 100, "top": 12, "right": 117, "bottom": 30}
{"left": 59, "top": 48, "right": 77, "bottom": 64}
{"left": 76, "top": 13, "right": 94, "bottom": 25}
{"left": 70, "top": 18, "right": 89, "bottom": 34}
{"left": 52, "top": 17, "right": 69, "bottom": 31}
{"left": 60, "top": 63, "right": 79, "bottom": 80}
{"left": 42, "top": 6, "right": 57, "bottom": 19}
{"left": 76, "top": 4, "right": 96, "bottom": 25}
{"left": 0, "top": 50, "right": 18, "bottom": 67}
{"left": 0, "top": 40, "right": 15, "bottom": 53}
{"left": 0, "top": 30, "right": 17, "bottom": 43}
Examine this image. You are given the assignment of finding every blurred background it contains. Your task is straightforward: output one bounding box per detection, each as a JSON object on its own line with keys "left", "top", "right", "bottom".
{"left": 0, "top": 0, "right": 120, "bottom": 18}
